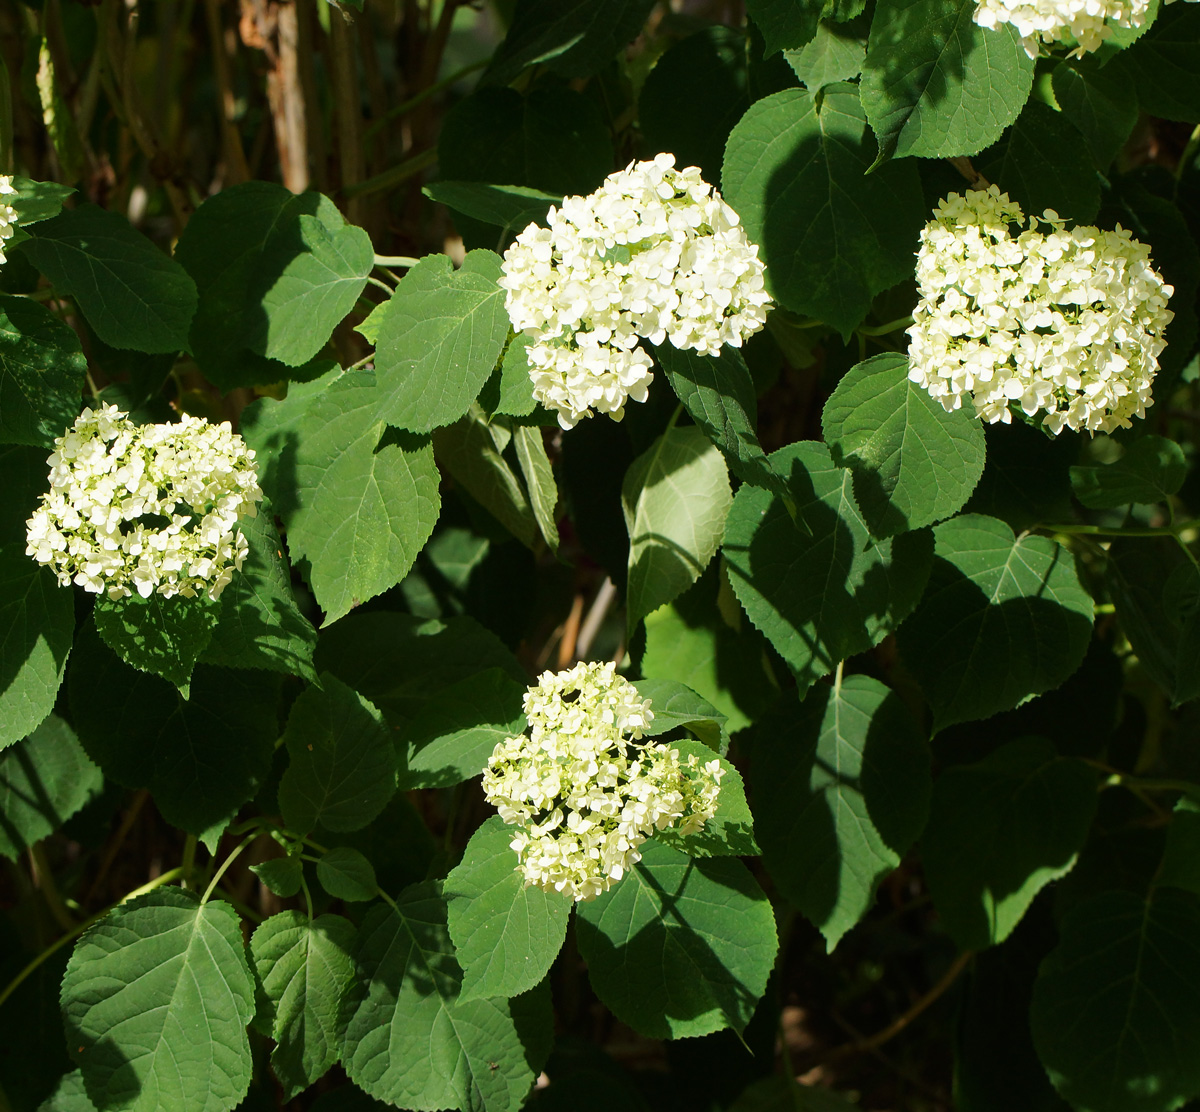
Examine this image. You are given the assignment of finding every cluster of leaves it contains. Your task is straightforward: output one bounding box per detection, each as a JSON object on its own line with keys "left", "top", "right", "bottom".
{"left": 4, "top": 1, "right": 1200, "bottom": 1112}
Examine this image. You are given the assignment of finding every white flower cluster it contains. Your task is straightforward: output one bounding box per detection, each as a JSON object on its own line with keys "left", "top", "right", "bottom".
{"left": 500, "top": 153, "right": 772, "bottom": 430}
{"left": 481, "top": 661, "right": 724, "bottom": 902}
{"left": 0, "top": 176, "right": 18, "bottom": 265}
{"left": 25, "top": 405, "right": 263, "bottom": 601}
{"left": 907, "top": 187, "right": 1174, "bottom": 436}
{"left": 973, "top": 0, "right": 1151, "bottom": 57}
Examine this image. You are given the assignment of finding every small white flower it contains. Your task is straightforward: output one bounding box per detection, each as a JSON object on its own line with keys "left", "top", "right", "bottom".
{"left": 25, "top": 404, "right": 263, "bottom": 602}
{"left": 973, "top": 0, "right": 1152, "bottom": 57}
{"left": 907, "top": 186, "right": 1173, "bottom": 436}
{"left": 0, "top": 175, "right": 18, "bottom": 265}
{"left": 481, "top": 660, "right": 724, "bottom": 902}
{"left": 500, "top": 154, "right": 772, "bottom": 430}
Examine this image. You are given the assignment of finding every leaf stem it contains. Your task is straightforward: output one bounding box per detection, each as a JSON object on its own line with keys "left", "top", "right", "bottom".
{"left": 1036, "top": 521, "right": 1199, "bottom": 539}
{"left": 0, "top": 866, "right": 185, "bottom": 1013}
{"left": 342, "top": 148, "right": 438, "bottom": 200}
{"left": 181, "top": 834, "right": 197, "bottom": 890}
{"left": 374, "top": 254, "right": 420, "bottom": 268}
{"left": 856, "top": 315, "right": 913, "bottom": 337}
{"left": 200, "top": 832, "right": 260, "bottom": 905}
{"left": 361, "top": 58, "right": 488, "bottom": 142}
{"left": 29, "top": 842, "right": 75, "bottom": 932}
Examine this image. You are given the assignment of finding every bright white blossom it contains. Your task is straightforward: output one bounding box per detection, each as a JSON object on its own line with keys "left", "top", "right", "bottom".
{"left": 0, "top": 176, "right": 17, "bottom": 265}
{"left": 500, "top": 153, "right": 771, "bottom": 429}
{"left": 482, "top": 661, "right": 724, "bottom": 902}
{"left": 25, "top": 404, "right": 263, "bottom": 601}
{"left": 973, "top": 0, "right": 1151, "bottom": 57}
{"left": 907, "top": 186, "right": 1173, "bottom": 436}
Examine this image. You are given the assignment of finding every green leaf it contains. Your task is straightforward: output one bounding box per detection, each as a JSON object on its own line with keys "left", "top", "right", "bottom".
{"left": 1107, "top": 3, "right": 1200, "bottom": 123}
{"left": 922, "top": 738, "right": 1097, "bottom": 950}
{"left": 1031, "top": 888, "right": 1200, "bottom": 1112}
{"left": 722, "top": 441, "right": 933, "bottom": 692}
{"left": 251, "top": 911, "right": 356, "bottom": 1101}
{"left": 654, "top": 737, "right": 759, "bottom": 858}
{"left": 373, "top": 251, "right": 511, "bottom": 433}
{"left": 250, "top": 857, "right": 304, "bottom": 899}
{"left": 860, "top": 0, "right": 1034, "bottom": 163}
{"left": 434, "top": 406, "right": 537, "bottom": 547}
{"left": 896, "top": 514, "right": 1094, "bottom": 730}
{"left": 1160, "top": 797, "right": 1200, "bottom": 897}
{"left": 92, "top": 592, "right": 221, "bottom": 698}
{"left": 0, "top": 714, "right": 103, "bottom": 859}
{"left": 744, "top": 0, "right": 822, "bottom": 54}
{"left": 61, "top": 887, "right": 256, "bottom": 1112}
{"left": 316, "top": 847, "right": 377, "bottom": 902}
{"left": 785, "top": 18, "right": 868, "bottom": 90}
{"left": 1069, "top": 435, "right": 1187, "bottom": 508}
{"left": 261, "top": 371, "right": 440, "bottom": 624}
{"left": 439, "top": 88, "right": 613, "bottom": 200}
{"left": 622, "top": 425, "right": 732, "bottom": 633}
{"left": 315, "top": 612, "right": 525, "bottom": 724}
{"left": 722, "top": 86, "right": 926, "bottom": 338}
{"left": 635, "top": 677, "right": 731, "bottom": 754}
{"left": 752, "top": 676, "right": 930, "bottom": 949}
{"left": 9, "top": 176, "right": 73, "bottom": 226}
{"left": 423, "top": 182, "right": 561, "bottom": 236}
{"left": 822, "top": 353, "right": 986, "bottom": 537}
{"left": 20, "top": 205, "right": 197, "bottom": 354}
{"left": 0, "top": 294, "right": 87, "bottom": 449}
{"left": 639, "top": 27, "right": 752, "bottom": 186}
{"left": 69, "top": 621, "right": 278, "bottom": 844}
{"left": 35, "top": 1070, "right": 93, "bottom": 1112}
{"left": 340, "top": 881, "right": 553, "bottom": 1111}
{"left": 492, "top": 334, "right": 540, "bottom": 418}
{"left": 0, "top": 551, "right": 74, "bottom": 751}
{"left": 513, "top": 425, "right": 561, "bottom": 556}
{"left": 1051, "top": 58, "right": 1139, "bottom": 167}
{"left": 246, "top": 214, "right": 373, "bottom": 368}
{"left": 278, "top": 674, "right": 397, "bottom": 835}
{"left": 978, "top": 99, "right": 1100, "bottom": 223}
{"left": 401, "top": 667, "right": 526, "bottom": 789}
{"left": 444, "top": 816, "right": 572, "bottom": 1001}
{"left": 199, "top": 511, "right": 317, "bottom": 681}
{"left": 655, "top": 343, "right": 784, "bottom": 498}
{"left": 482, "top": 0, "right": 656, "bottom": 85}
{"left": 574, "top": 841, "right": 777, "bottom": 1038}
{"left": 175, "top": 183, "right": 355, "bottom": 391}
{"left": 0, "top": 444, "right": 52, "bottom": 549}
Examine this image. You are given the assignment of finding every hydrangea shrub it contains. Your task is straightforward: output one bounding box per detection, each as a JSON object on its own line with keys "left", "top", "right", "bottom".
{"left": 2, "top": 4, "right": 1200, "bottom": 1112}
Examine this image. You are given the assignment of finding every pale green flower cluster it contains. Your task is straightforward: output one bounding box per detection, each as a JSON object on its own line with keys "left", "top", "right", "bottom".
{"left": 25, "top": 404, "right": 263, "bottom": 601}
{"left": 0, "top": 176, "right": 17, "bottom": 265}
{"left": 973, "top": 0, "right": 1151, "bottom": 57}
{"left": 500, "top": 153, "right": 771, "bottom": 430}
{"left": 482, "top": 660, "right": 724, "bottom": 902}
{"left": 907, "top": 187, "right": 1173, "bottom": 436}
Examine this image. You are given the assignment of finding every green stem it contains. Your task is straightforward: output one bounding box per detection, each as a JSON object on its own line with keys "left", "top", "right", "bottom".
{"left": 365, "top": 274, "right": 393, "bottom": 294}
{"left": 29, "top": 843, "right": 75, "bottom": 932}
{"left": 342, "top": 147, "right": 437, "bottom": 200}
{"left": 374, "top": 254, "right": 420, "bottom": 268}
{"left": 857, "top": 315, "right": 914, "bottom": 337}
{"left": 0, "top": 866, "right": 184, "bottom": 1013}
{"left": 201, "top": 833, "right": 259, "bottom": 904}
{"left": 1036, "top": 521, "right": 1199, "bottom": 539}
{"left": 181, "top": 834, "right": 197, "bottom": 890}
{"left": 1102, "top": 772, "right": 1200, "bottom": 797}
{"left": 361, "top": 59, "right": 487, "bottom": 142}
{"left": 300, "top": 874, "right": 315, "bottom": 921}
{"left": 1175, "top": 123, "right": 1200, "bottom": 184}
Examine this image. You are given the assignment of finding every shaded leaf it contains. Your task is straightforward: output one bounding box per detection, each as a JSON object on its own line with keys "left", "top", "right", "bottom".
{"left": 316, "top": 847, "right": 377, "bottom": 902}
{"left": 423, "top": 182, "right": 560, "bottom": 237}
{"left": 1070, "top": 435, "right": 1187, "bottom": 508}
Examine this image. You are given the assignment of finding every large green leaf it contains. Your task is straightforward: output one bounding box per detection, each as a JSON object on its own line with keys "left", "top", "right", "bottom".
{"left": 746, "top": 0, "right": 865, "bottom": 54}
{"left": 9, "top": 176, "right": 73, "bottom": 226}
{"left": 246, "top": 213, "right": 372, "bottom": 368}
{"left": 278, "top": 674, "right": 397, "bottom": 835}
{"left": 1069, "top": 436, "right": 1187, "bottom": 509}
{"left": 635, "top": 676, "right": 731, "bottom": 754}
{"left": 92, "top": 592, "right": 221, "bottom": 698}
{"left": 978, "top": 99, "right": 1100, "bottom": 224}
{"left": 922, "top": 738, "right": 1097, "bottom": 950}
{"left": 483, "top": 0, "right": 656, "bottom": 85}
{"left": 0, "top": 714, "right": 103, "bottom": 859}
{"left": 896, "top": 514, "right": 1093, "bottom": 730}
{"left": 1108, "top": 3, "right": 1200, "bottom": 123}
{"left": 248, "top": 371, "right": 440, "bottom": 624}
{"left": 752, "top": 676, "right": 930, "bottom": 949}
{"left": 198, "top": 511, "right": 317, "bottom": 681}
{"left": 785, "top": 18, "right": 868, "bottom": 90}
{"left": 423, "top": 182, "right": 560, "bottom": 238}
{"left": 1051, "top": 58, "right": 1139, "bottom": 167}
{"left": 444, "top": 816, "right": 572, "bottom": 1001}
{"left": 0, "top": 551, "right": 74, "bottom": 751}
{"left": 574, "top": 841, "right": 777, "bottom": 1039}
{"left": 251, "top": 911, "right": 356, "bottom": 1101}
{"left": 722, "top": 441, "right": 933, "bottom": 692}
{"left": 1031, "top": 888, "right": 1200, "bottom": 1112}
{"left": 339, "top": 881, "right": 553, "bottom": 1111}
{"left": 654, "top": 343, "right": 782, "bottom": 497}
{"left": 822, "top": 353, "right": 986, "bottom": 537}
{"left": 0, "top": 294, "right": 86, "bottom": 449}
{"left": 20, "top": 205, "right": 197, "bottom": 354}
{"left": 860, "top": 0, "right": 1033, "bottom": 162}
{"left": 35, "top": 1070, "right": 93, "bottom": 1112}
{"left": 722, "top": 85, "right": 925, "bottom": 338}
{"left": 61, "top": 887, "right": 256, "bottom": 1112}
{"left": 69, "top": 621, "right": 278, "bottom": 845}
{"left": 373, "top": 251, "right": 511, "bottom": 433}
{"left": 622, "top": 426, "right": 732, "bottom": 633}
